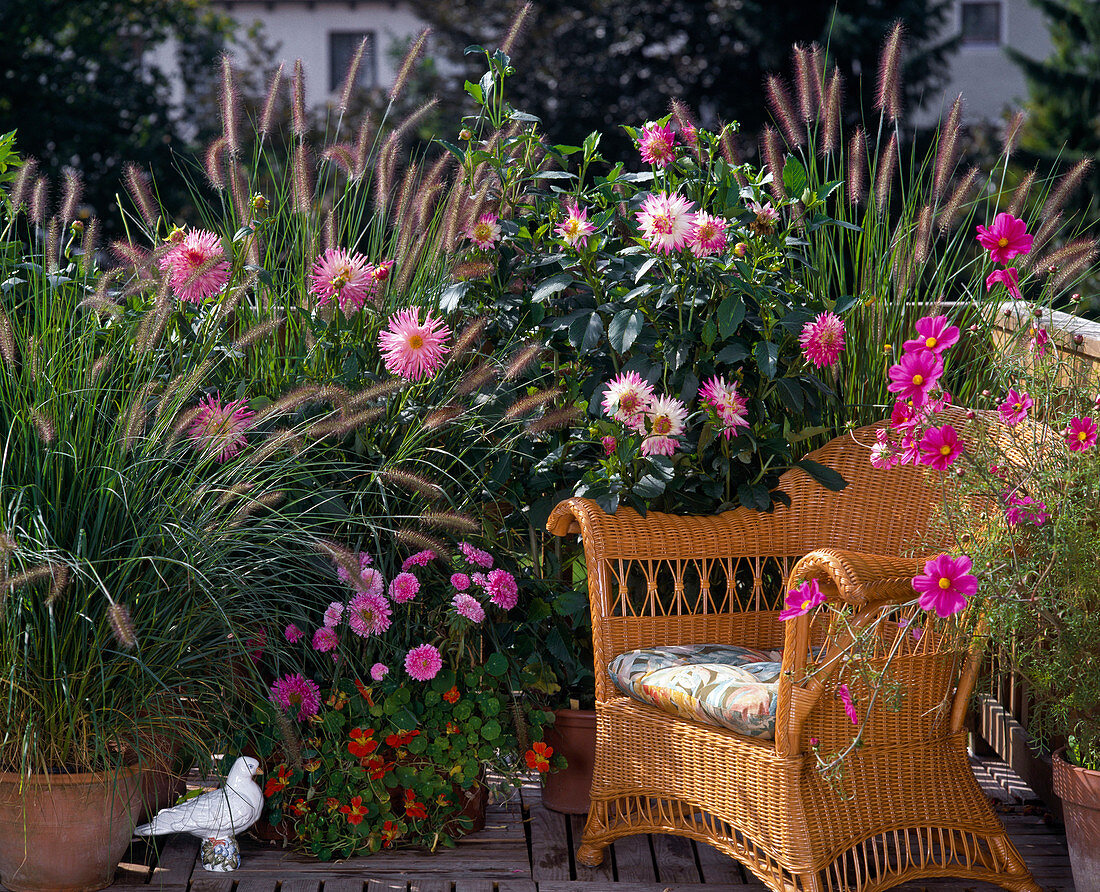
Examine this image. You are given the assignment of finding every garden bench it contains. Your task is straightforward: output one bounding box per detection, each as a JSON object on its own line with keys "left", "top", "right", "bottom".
{"left": 547, "top": 414, "right": 1040, "bottom": 892}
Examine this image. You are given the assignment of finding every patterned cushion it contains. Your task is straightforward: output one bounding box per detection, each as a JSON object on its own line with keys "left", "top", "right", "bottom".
{"left": 607, "top": 644, "right": 783, "bottom": 739}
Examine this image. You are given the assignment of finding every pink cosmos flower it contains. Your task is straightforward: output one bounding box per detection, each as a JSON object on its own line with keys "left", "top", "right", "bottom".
{"left": 460, "top": 542, "right": 494, "bottom": 569}
{"left": 688, "top": 211, "right": 729, "bottom": 258}
{"left": 370, "top": 662, "right": 389, "bottom": 682}
{"left": 270, "top": 673, "right": 322, "bottom": 721}
{"left": 389, "top": 572, "right": 421, "bottom": 603}
{"left": 986, "top": 267, "right": 1022, "bottom": 301}
{"left": 468, "top": 213, "right": 501, "bottom": 249}
{"left": 556, "top": 200, "right": 596, "bottom": 248}
{"left": 602, "top": 371, "right": 656, "bottom": 429}
{"left": 698, "top": 375, "right": 749, "bottom": 439}
{"left": 189, "top": 394, "right": 255, "bottom": 462}
{"left": 485, "top": 568, "right": 519, "bottom": 610}
{"left": 401, "top": 550, "right": 436, "bottom": 571}
{"left": 902, "top": 315, "right": 960, "bottom": 356}
{"left": 886, "top": 350, "right": 944, "bottom": 406}
{"left": 635, "top": 192, "right": 696, "bottom": 255}
{"left": 799, "top": 312, "right": 846, "bottom": 368}
{"left": 911, "top": 553, "right": 977, "bottom": 618}
{"left": 641, "top": 394, "right": 688, "bottom": 457}
{"left": 159, "top": 229, "right": 230, "bottom": 303}
{"left": 347, "top": 591, "right": 392, "bottom": 637}
{"left": 870, "top": 438, "right": 901, "bottom": 470}
{"left": 1004, "top": 493, "right": 1049, "bottom": 527}
{"left": 309, "top": 247, "right": 374, "bottom": 313}
{"left": 918, "top": 424, "right": 963, "bottom": 470}
{"left": 323, "top": 601, "right": 344, "bottom": 628}
{"left": 778, "top": 579, "right": 827, "bottom": 621}
{"left": 637, "top": 121, "right": 677, "bottom": 167}
{"left": 976, "top": 213, "right": 1033, "bottom": 263}
{"left": 1065, "top": 416, "right": 1098, "bottom": 451}
{"left": 378, "top": 307, "right": 451, "bottom": 381}
{"left": 837, "top": 683, "right": 859, "bottom": 725}
{"left": 451, "top": 573, "right": 471, "bottom": 591}
{"left": 405, "top": 643, "right": 443, "bottom": 682}
{"left": 998, "top": 389, "right": 1033, "bottom": 427}
{"left": 1030, "top": 324, "right": 1050, "bottom": 357}
{"left": 284, "top": 623, "right": 303, "bottom": 644}
{"left": 452, "top": 592, "right": 486, "bottom": 623}
{"left": 312, "top": 626, "right": 338, "bottom": 653}
{"left": 601, "top": 435, "right": 618, "bottom": 455}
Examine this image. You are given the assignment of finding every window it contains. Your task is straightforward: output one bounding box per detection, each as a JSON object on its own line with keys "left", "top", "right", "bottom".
{"left": 329, "top": 31, "right": 377, "bottom": 93}
{"left": 960, "top": 2, "right": 1002, "bottom": 47}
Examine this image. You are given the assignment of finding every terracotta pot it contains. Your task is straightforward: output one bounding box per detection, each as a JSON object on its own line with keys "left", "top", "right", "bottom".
{"left": 0, "top": 766, "right": 143, "bottom": 892}
{"left": 541, "top": 708, "right": 597, "bottom": 814}
{"left": 1053, "top": 747, "right": 1100, "bottom": 892}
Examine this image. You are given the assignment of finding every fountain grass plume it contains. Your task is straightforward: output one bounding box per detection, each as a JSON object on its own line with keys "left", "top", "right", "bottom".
{"left": 379, "top": 467, "right": 444, "bottom": 502}
{"left": 123, "top": 163, "right": 158, "bottom": 228}
{"left": 258, "top": 62, "right": 284, "bottom": 141}
{"left": 390, "top": 29, "right": 430, "bottom": 104}
{"left": 932, "top": 95, "right": 963, "bottom": 201}
{"left": 1042, "top": 158, "right": 1093, "bottom": 220}
{"left": 875, "top": 22, "right": 904, "bottom": 121}
{"left": 765, "top": 75, "right": 802, "bottom": 147}
{"left": 30, "top": 177, "right": 48, "bottom": 226}
{"left": 337, "top": 36, "right": 370, "bottom": 113}
{"left": 219, "top": 54, "right": 241, "bottom": 156}
{"left": 291, "top": 59, "right": 307, "bottom": 138}
{"left": 792, "top": 45, "right": 815, "bottom": 123}
{"left": 419, "top": 510, "right": 480, "bottom": 536}
{"left": 60, "top": 171, "right": 83, "bottom": 223}
{"left": 204, "top": 137, "right": 227, "bottom": 190}
{"left": 762, "top": 126, "right": 786, "bottom": 200}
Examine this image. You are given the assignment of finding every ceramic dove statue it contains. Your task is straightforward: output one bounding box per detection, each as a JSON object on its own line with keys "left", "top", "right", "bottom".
{"left": 134, "top": 756, "right": 264, "bottom": 871}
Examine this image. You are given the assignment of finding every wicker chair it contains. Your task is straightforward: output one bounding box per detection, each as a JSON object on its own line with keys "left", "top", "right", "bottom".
{"left": 546, "top": 417, "right": 1040, "bottom": 892}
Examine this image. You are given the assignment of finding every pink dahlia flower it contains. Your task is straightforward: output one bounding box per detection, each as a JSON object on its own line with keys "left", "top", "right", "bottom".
{"left": 636, "top": 192, "right": 696, "bottom": 255}
{"left": 688, "top": 211, "right": 729, "bottom": 258}
{"left": 911, "top": 553, "right": 977, "bottom": 618}
{"left": 799, "top": 311, "right": 846, "bottom": 368}
{"left": 837, "top": 683, "right": 859, "bottom": 725}
{"left": 189, "top": 394, "right": 254, "bottom": 462}
{"left": 485, "top": 568, "right": 519, "bottom": 610}
{"left": 309, "top": 247, "right": 374, "bottom": 313}
{"left": 405, "top": 643, "right": 443, "bottom": 681}
{"left": 270, "top": 673, "right": 322, "bottom": 721}
{"left": 312, "top": 626, "right": 338, "bottom": 652}
{"left": 370, "top": 662, "right": 389, "bottom": 681}
{"left": 347, "top": 591, "right": 392, "bottom": 637}
{"left": 641, "top": 394, "right": 688, "bottom": 457}
{"left": 401, "top": 549, "right": 436, "bottom": 571}
{"left": 778, "top": 579, "right": 827, "bottom": 621}
{"left": 451, "top": 572, "right": 471, "bottom": 591}
{"left": 902, "top": 315, "right": 960, "bottom": 356}
{"left": 284, "top": 623, "right": 304, "bottom": 643}
{"left": 459, "top": 542, "right": 494, "bottom": 569}
{"left": 637, "top": 121, "right": 677, "bottom": 167}
{"left": 555, "top": 199, "right": 596, "bottom": 248}
{"left": 886, "top": 350, "right": 944, "bottom": 407}
{"left": 389, "top": 571, "right": 421, "bottom": 603}
{"left": 1065, "top": 416, "right": 1098, "bottom": 451}
{"left": 468, "top": 213, "right": 501, "bottom": 249}
{"left": 976, "top": 213, "right": 1033, "bottom": 263}
{"left": 917, "top": 423, "right": 963, "bottom": 470}
{"left": 698, "top": 375, "right": 749, "bottom": 439}
{"left": 323, "top": 601, "right": 344, "bottom": 628}
{"left": 378, "top": 307, "right": 451, "bottom": 381}
{"left": 159, "top": 229, "right": 230, "bottom": 303}
{"left": 986, "top": 267, "right": 1022, "bottom": 301}
{"left": 452, "top": 592, "right": 486, "bottom": 623}
{"left": 998, "top": 389, "right": 1033, "bottom": 427}
{"left": 337, "top": 553, "right": 384, "bottom": 597}
{"left": 602, "top": 371, "right": 656, "bottom": 429}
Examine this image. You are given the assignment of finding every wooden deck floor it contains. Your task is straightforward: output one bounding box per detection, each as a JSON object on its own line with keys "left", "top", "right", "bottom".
{"left": 10, "top": 757, "right": 1075, "bottom": 892}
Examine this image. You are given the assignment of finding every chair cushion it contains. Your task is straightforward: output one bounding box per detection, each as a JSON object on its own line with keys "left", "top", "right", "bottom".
{"left": 607, "top": 644, "right": 783, "bottom": 739}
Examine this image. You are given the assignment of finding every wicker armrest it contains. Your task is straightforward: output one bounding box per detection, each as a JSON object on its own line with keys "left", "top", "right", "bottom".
{"left": 787, "top": 547, "right": 928, "bottom": 608}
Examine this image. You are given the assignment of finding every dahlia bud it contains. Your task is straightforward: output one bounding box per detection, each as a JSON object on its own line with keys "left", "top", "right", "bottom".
{"left": 251, "top": 193, "right": 269, "bottom": 213}
{"left": 981, "top": 389, "right": 991, "bottom": 398}
{"left": 1073, "top": 292, "right": 1081, "bottom": 302}
{"left": 1033, "top": 306, "right": 1044, "bottom": 318}
{"left": 166, "top": 225, "right": 186, "bottom": 243}
{"left": 70, "top": 219, "right": 84, "bottom": 236}
{"left": 1074, "top": 333, "right": 1084, "bottom": 346}
{"left": 601, "top": 436, "right": 617, "bottom": 456}
{"left": 459, "top": 129, "right": 472, "bottom": 141}
{"left": 965, "top": 409, "right": 976, "bottom": 419}
{"left": 733, "top": 242, "right": 748, "bottom": 257}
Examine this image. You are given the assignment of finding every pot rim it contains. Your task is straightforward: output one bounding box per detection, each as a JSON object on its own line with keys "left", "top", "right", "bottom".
{"left": 1053, "top": 746, "right": 1100, "bottom": 778}
{"left": 0, "top": 765, "right": 142, "bottom": 788}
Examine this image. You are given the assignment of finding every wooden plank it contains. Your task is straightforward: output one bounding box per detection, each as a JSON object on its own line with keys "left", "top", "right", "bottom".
{"left": 494, "top": 882, "right": 537, "bottom": 892}
{"left": 692, "top": 839, "right": 746, "bottom": 885}
{"left": 609, "top": 834, "right": 655, "bottom": 883}
{"left": 525, "top": 802, "right": 571, "bottom": 880}
{"left": 570, "top": 814, "right": 613, "bottom": 883}
{"left": 537, "top": 883, "right": 758, "bottom": 892}
{"left": 235, "top": 879, "right": 280, "bottom": 892}
{"left": 650, "top": 833, "right": 701, "bottom": 883}
{"left": 189, "top": 878, "right": 234, "bottom": 892}
{"left": 147, "top": 834, "right": 199, "bottom": 886}
{"left": 454, "top": 880, "right": 492, "bottom": 892}
{"left": 406, "top": 879, "right": 448, "bottom": 892}
{"left": 367, "top": 879, "right": 410, "bottom": 892}
{"left": 280, "top": 880, "right": 323, "bottom": 892}
{"left": 322, "top": 879, "right": 365, "bottom": 892}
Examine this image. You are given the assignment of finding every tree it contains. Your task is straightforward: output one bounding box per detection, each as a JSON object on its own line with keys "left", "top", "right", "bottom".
{"left": 0, "top": 0, "right": 233, "bottom": 232}
{"left": 407, "top": 0, "right": 955, "bottom": 158}
{"left": 1006, "top": 0, "right": 1100, "bottom": 220}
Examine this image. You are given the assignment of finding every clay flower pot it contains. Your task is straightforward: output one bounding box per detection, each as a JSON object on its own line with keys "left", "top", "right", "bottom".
{"left": 1053, "top": 747, "right": 1100, "bottom": 892}
{"left": 0, "top": 765, "right": 143, "bottom": 892}
{"left": 540, "top": 708, "right": 597, "bottom": 814}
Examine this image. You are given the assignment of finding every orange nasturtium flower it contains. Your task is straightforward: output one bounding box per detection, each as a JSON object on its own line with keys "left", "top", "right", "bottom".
{"left": 348, "top": 726, "right": 378, "bottom": 758}
{"left": 442, "top": 685, "right": 461, "bottom": 703}
{"left": 263, "top": 764, "right": 293, "bottom": 797}
{"left": 340, "top": 795, "right": 368, "bottom": 825}
{"left": 525, "top": 741, "right": 553, "bottom": 773}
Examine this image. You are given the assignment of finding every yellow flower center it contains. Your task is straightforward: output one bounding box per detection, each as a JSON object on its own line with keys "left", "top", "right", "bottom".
{"left": 938, "top": 577, "right": 951, "bottom": 590}
{"left": 1014, "top": 403, "right": 1021, "bottom": 412}
{"left": 474, "top": 223, "right": 492, "bottom": 241}
{"left": 1079, "top": 431, "right": 1089, "bottom": 441}
{"left": 408, "top": 334, "right": 424, "bottom": 350}
{"left": 653, "top": 416, "right": 672, "bottom": 435}
{"left": 565, "top": 219, "right": 581, "bottom": 237}
{"left": 801, "top": 598, "right": 813, "bottom": 610}
{"left": 912, "top": 374, "right": 924, "bottom": 386}
{"left": 998, "top": 237, "right": 1009, "bottom": 248}
{"left": 925, "top": 336, "right": 937, "bottom": 348}
{"left": 940, "top": 445, "right": 952, "bottom": 456}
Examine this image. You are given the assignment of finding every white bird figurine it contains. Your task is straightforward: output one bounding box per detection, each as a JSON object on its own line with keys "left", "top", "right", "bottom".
{"left": 134, "top": 756, "right": 264, "bottom": 872}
